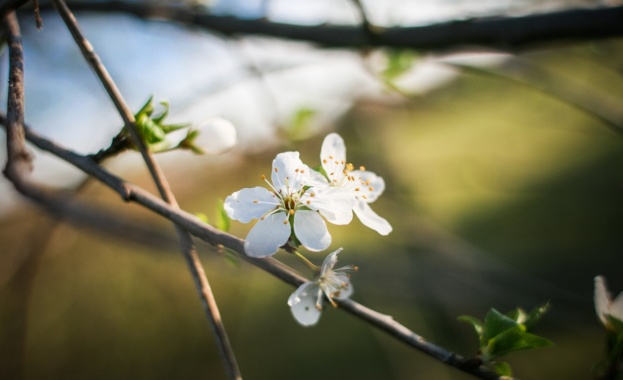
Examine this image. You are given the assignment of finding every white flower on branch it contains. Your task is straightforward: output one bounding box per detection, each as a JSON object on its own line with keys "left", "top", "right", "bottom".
{"left": 288, "top": 248, "right": 356, "bottom": 326}
{"left": 309, "top": 133, "right": 392, "bottom": 235}
{"left": 166, "top": 117, "right": 237, "bottom": 154}
{"left": 595, "top": 275, "right": 623, "bottom": 330}
{"left": 224, "top": 152, "right": 354, "bottom": 257}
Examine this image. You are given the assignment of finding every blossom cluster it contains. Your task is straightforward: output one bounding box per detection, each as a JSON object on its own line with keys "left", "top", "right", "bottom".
{"left": 224, "top": 133, "right": 391, "bottom": 326}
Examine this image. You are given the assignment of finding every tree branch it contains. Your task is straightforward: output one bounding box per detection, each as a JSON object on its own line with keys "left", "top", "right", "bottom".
{"left": 50, "top": 1, "right": 242, "bottom": 378}
{"left": 50, "top": 1, "right": 623, "bottom": 50}
{"left": 0, "top": 113, "right": 505, "bottom": 379}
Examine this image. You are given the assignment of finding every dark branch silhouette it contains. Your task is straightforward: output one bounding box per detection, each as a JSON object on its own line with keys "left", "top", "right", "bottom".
{"left": 46, "top": 1, "right": 623, "bottom": 50}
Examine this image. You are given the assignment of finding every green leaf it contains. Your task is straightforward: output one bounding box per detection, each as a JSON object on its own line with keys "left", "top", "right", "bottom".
{"left": 152, "top": 100, "right": 170, "bottom": 124}
{"left": 524, "top": 303, "right": 550, "bottom": 329}
{"left": 195, "top": 212, "right": 209, "bottom": 224}
{"left": 287, "top": 108, "right": 316, "bottom": 140}
{"left": 161, "top": 122, "right": 190, "bottom": 134}
{"left": 383, "top": 49, "right": 416, "bottom": 80}
{"left": 486, "top": 328, "right": 553, "bottom": 359}
{"left": 214, "top": 199, "right": 231, "bottom": 232}
{"left": 136, "top": 115, "right": 166, "bottom": 144}
{"left": 491, "top": 361, "right": 513, "bottom": 377}
{"left": 135, "top": 96, "right": 154, "bottom": 118}
{"left": 457, "top": 315, "right": 484, "bottom": 344}
{"left": 483, "top": 308, "right": 520, "bottom": 343}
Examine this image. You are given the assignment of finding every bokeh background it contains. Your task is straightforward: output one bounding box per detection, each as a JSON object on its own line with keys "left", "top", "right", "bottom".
{"left": 2, "top": 1, "right": 623, "bottom": 379}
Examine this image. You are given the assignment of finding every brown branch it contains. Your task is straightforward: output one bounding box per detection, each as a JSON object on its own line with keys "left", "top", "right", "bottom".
{"left": 50, "top": 1, "right": 242, "bottom": 378}
{"left": 0, "top": 113, "right": 505, "bottom": 379}
{"left": 43, "top": 1, "right": 623, "bottom": 50}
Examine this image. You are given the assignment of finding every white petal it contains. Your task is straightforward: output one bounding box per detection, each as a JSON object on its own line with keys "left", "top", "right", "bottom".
{"left": 224, "top": 187, "right": 279, "bottom": 223}
{"left": 244, "top": 212, "right": 291, "bottom": 257}
{"left": 304, "top": 187, "right": 354, "bottom": 225}
{"left": 320, "top": 248, "right": 344, "bottom": 274}
{"left": 333, "top": 281, "right": 353, "bottom": 300}
{"left": 320, "top": 133, "right": 346, "bottom": 176}
{"left": 288, "top": 282, "right": 322, "bottom": 327}
{"left": 306, "top": 169, "right": 330, "bottom": 188}
{"left": 595, "top": 276, "right": 611, "bottom": 325}
{"left": 353, "top": 200, "right": 392, "bottom": 235}
{"left": 351, "top": 170, "right": 385, "bottom": 203}
{"left": 193, "top": 118, "right": 237, "bottom": 154}
{"left": 271, "top": 152, "right": 310, "bottom": 192}
{"left": 293, "top": 210, "right": 331, "bottom": 252}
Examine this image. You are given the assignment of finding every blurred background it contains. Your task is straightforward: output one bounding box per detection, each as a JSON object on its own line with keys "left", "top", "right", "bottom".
{"left": 2, "top": 0, "right": 623, "bottom": 379}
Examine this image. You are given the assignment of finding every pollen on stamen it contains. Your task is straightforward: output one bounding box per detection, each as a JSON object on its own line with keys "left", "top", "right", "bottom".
{"left": 300, "top": 169, "right": 305, "bottom": 173}
{"left": 346, "top": 163, "right": 354, "bottom": 171}
{"left": 261, "top": 175, "right": 266, "bottom": 180}
{"left": 353, "top": 266, "right": 359, "bottom": 271}
{"left": 355, "top": 187, "right": 360, "bottom": 191}
{"left": 323, "top": 159, "right": 327, "bottom": 164}
{"left": 283, "top": 220, "right": 288, "bottom": 224}
{"left": 310, "top": 193, "right": 316, "bottom": 197}
{"left": 295, "top": 168, "right": 299, "bottom": 173}
{"left": 274, "top": 167, "right": 279, "bottom": 172}
{"left": 369, "top": 187, "right": 374, "bottom": 191}
{"left": 334, "top": 161, "right": 339, "bottom": 165}
{"left": 360, "top": 165, "right": 366, "bottom": 171}
{"left": 253, "top": 200, "right": 259, "bottom": 204}
{"left": 306, "top": 200, "right": 311, "bottom": 205}
{"left": 315, "top": 304, "right": 323, "bottom": 311}
{"left": 362, "top": 195, "right": 367, "bottom": 199}
{"left": 329, "top": 155, "right": 333, "bottom": 159}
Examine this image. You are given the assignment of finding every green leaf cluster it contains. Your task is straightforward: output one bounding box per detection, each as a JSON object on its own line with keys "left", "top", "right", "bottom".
{"left": 458, "top": 303, "right": 553, "bottom": 376}
{"left": 130, "top": 96, "right": 188, "bottom": 151}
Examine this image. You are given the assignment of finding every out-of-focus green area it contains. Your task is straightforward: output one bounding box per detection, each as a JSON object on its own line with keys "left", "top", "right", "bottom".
{"left": 2, "top": 27, "right": 623, "bottom": 380}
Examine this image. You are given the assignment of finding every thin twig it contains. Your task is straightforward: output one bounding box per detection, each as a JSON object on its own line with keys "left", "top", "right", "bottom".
{"left": 50, "top": 1, "right": 242, "bottom": 379}
{"left": 36, "top": 1, "right": 623, "bottom": 50}
{"left": 1, "top": 116, "right": 506, "bottom": 380}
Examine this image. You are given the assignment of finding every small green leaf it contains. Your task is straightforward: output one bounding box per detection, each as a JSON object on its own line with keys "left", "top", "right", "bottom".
{"left": 214, "top": 199, "right": 231, "bottom": 232}
{"left": 458, "top": 315, "right": 484, "bottom": 344}
{"left": 195, "top": 212, "right": 209, "bottom": 224}
{"left": 287, "top": 108, "right": 316, "bottom": 140}
{"left": 135, "top": 95, "right": 154, "bottom": 118}
{"left": 491, "top": 361, "right": 513, "bottom": 376}
{"left": 483, "top": 309, "right": 519, "bottom": 343}
{"left": 383, "top": 49, "right": 416, "bottom": 80}
{"left": 152, "top": 100, "right": 170, "bottom": 124}
{"left": 524, "top": 303, "right": 550, "bottom": 329}
{"left": 487, "top": 328, "right": 553, "bottom": 359}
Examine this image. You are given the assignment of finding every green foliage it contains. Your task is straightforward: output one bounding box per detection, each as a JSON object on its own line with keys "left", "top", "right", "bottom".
{"left": 459, "top": 303, "right": 553, "bottom": 375}
{"left": 284, "top": 108, "right": 316, "bottom": 140}
{"left": 213, "top": 198, "right": 231, "bottom": 232}
{"left": 382, "top": 49, "right": 417, "bottom": 81}
{"left": 128, "top": 96, "right": 189, "bottom": 152}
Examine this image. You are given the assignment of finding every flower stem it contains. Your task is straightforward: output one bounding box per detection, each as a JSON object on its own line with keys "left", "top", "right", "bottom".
{"left": 293, "top": 250, "right": 320, "bottom": 272}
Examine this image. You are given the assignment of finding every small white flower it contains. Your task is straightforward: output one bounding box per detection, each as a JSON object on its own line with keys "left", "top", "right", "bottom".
{"left": 287, "top": 248, "right": 356, "bottom": 326}
{"left": 166, "top": 118, "right": 237, "bottom": 154}
{"left": 224, "top": 152, "right": 355, "bottom": 257}
{"left": 191, "top": 118, "right": 237, "bottom": 154}
{"left": 595, "top": 276, "right": 623, "bottom": 330}
{"left": 310, "top": 133, "right": 392, "bottom": 236}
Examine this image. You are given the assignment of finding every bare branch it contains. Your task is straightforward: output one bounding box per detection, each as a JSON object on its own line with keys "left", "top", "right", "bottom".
{"left": 51, "top": 1, "right": 243, "bottom": 378}
{"left": 45, "top": 1, "right": 623, "bottom": 50}
{"left": 0, "top": 115, "right": 506, "bottom": 379}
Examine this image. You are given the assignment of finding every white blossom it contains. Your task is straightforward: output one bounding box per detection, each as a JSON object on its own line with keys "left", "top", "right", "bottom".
{"left": 288, "top": 248, "right": 356, "bottom": 326}
{"left": 595, "top": 276, "right": 623, "bottom": 330}
{"left": 224, "top": 152, "right": 354, "bottom": 257}
{"left": 310, "top": 133, "right": 392, "bottom": 235}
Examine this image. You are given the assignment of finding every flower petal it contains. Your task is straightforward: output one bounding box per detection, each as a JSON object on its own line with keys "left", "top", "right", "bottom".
{"left": 293, "top": 210, "right": 331, "bottom": 252}
{"left": 320, "top": 247, "right": 344, "bottom": 274}
{"left": 303, "top": 187, "right": 354, "bottom": 225}
{"left": 288, "top": 282, "right": 322, "bottom": 327}
{"left": 351, "top": 170, "right": 385, "bottom": 203}
{"left": 353, "top": 200, "right": 392, "bottom": 235}
{"left": 244, "top": 212, "right": 291, "bottom": 257}
{"left": 320, "top": 133, "right": 346, "bottom": 180}
{"left": 193, "top": 118, "right": 237, "bottom": 154}
{"left": 271, "top": 151, "right": 310, "bottom": 192}
{"left": 224, "top": 187, "right": 279, "bottom": 223}
{"left": 595, "top": 276, "right": 611, "bottom": 325}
